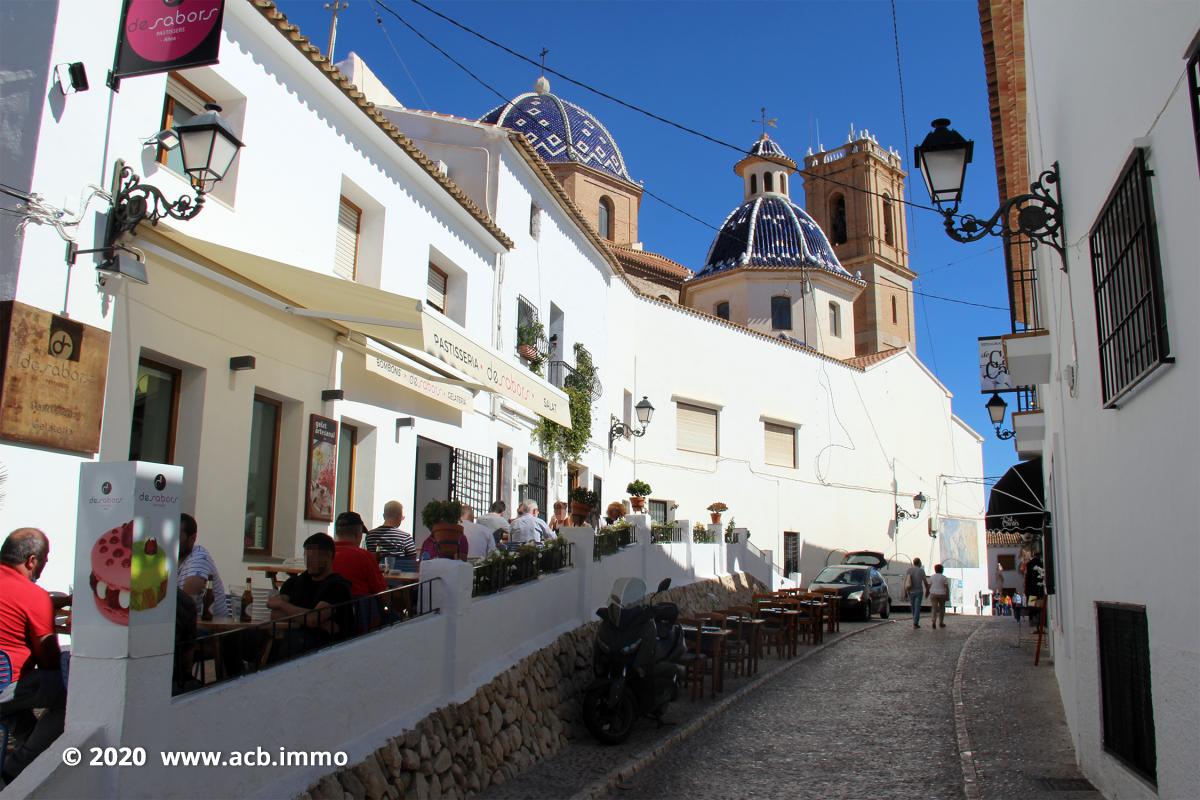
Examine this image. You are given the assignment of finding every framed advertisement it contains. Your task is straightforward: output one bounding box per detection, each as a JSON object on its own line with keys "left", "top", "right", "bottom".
{"left": 978, "top": 336, "right": 1015, "bottom": 393}
{"left": 110, "top": 0, "right": 226, "bottom": 88}
{"left": 304, "top": 414, "right": 338, "bottom": 522}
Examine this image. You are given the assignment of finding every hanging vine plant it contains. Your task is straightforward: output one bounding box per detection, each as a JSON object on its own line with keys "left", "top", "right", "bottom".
{"left": 535, "top": 342, "right": 597, "bottom": 463}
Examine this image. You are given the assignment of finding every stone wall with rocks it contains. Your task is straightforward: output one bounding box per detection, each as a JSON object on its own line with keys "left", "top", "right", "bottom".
{"left": 301, "top": 573, "right": 763, "bottom": 800}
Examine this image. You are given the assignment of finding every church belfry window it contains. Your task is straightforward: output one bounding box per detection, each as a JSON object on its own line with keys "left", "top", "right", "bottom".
{"left": 780, "top": 174, "right": 787, "bottom": 194}
{"left": 598, "top": 197, "right": 614, "bottom": 241}
{"left": 891, "top": 295, "right": 899, "bottom": 324}
{"left": 830, "top": 194, "right": 847, "bottom": 245}
{"left": 829, "top": 302, "right": 842, "bottom": 337}
{"left": 883, "top": 194, "right": 895, "bottom": 246}
{"left": 764, "top": 172, "right": 774, "bottom": 192}
{"left": 715, "top": 301, "right": 730, "bottom": 321}
{"left": 750, "top": 174, "right": 758, "bottom": 194}
{"left": 771, "top": 296, "right": 792, "bottom": 330}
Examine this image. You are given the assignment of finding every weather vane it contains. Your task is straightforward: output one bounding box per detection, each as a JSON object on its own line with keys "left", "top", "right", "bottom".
{"left": 539, "top": 47, "right": 549, "bottom": 76}
{"left": 754, "top": 107, "right": 778, "bottom": 136}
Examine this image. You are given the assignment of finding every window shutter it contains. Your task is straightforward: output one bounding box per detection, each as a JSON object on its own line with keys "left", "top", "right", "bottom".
{"left": 764, "top": 422, "right": 796, "bottom": 468}
{"left": 676, "top": 402, "right": 717, "bottom": 455}
{"left": 166, "top": 74, "right": 208, "bottom": 117}
{"left": 427, "top": 265, "right": 447, "bottom": 313}
{"left": 334, "top": 198, "right": 360, "bottom": 280}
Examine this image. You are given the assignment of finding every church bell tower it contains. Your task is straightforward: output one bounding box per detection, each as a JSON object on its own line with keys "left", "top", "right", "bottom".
{"left": 802, "top": 127, "right": 917, "bottom": 355}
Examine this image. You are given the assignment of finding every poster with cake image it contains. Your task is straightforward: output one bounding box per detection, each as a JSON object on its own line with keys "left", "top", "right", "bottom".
{"left": 305, "top": 414, "right": 338, "bottom": 521}
{"left": 74, "top": 462, "right": 183, "bottom": 660}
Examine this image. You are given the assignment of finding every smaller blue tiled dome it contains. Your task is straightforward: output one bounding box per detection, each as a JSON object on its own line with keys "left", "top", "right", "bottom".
{"left": 699, "top": 196, "right": 851, "bottom": 278}
{"left": 748, "top": 135, "right": 788, "bottom": 160}
{"left": 480, "top": 78, "right": 633, "bottom": 183}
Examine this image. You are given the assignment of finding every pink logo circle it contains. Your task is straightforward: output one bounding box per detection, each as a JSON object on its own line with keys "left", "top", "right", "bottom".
{"left": 124, "top": 0, "right": 223, "bottom": 63}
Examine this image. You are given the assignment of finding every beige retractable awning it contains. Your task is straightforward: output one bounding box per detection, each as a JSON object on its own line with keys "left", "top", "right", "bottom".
{"left": 152, "top": 227, "right": 571, "bottom": 426}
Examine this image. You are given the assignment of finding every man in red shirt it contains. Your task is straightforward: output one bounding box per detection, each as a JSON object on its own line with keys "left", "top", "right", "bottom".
{"left": 0, "top": 528, "right": 68, "bottom": 781}
{"left": 331, "top": 512, "right": 387, "bottom": 597}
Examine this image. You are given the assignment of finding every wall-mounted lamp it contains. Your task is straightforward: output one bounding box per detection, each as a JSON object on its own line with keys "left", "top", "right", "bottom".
{"left": 143, "top": 128, "right": 181, "bottom": 151}
{"left": 66, "top": 242, "right": 147, "bottom": 286}
{"left": 321, "top": 389, "right": 345, "bottom": 402}
{"left": 396, "top": 417, "right": 415, "bottom": 430}
{"left": 229, "top": 355, "right": 256, "bottom": 371}
{"left": 609, "top": 396, "right": 654, "bottom": 448}
{"left": 914, "top": 118, "right": 1065, "bottom": 266}
{"left": 985, "top": 392, "right": 1016, "bottom": 440}
{"left": 895, "top": 491, "right": 926, "bottom": 521}
{"left": 53, "top": 62, "right": 89, "bottom": 94}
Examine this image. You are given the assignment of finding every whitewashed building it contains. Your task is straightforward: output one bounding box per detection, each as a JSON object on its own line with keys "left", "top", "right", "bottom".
{"left": 1, "top": 1, "right": 985, "bottom": 795}
{"left": 977, "top": 1, "right": 1200, "bottom": 797}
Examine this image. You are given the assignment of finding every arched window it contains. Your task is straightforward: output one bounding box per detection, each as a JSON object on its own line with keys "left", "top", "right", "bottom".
{"left": 891, "top": 295, "right": 898, "bottom": 324}
{"left": 715, "top": 301, "right": 730, "bottom": 320}
{"left": 829, "top": 302, "right": 841, "bottom": 337}
{"left": 598, "top": 197, "right": 614, "bottom": 241}
{"left": 830, "top": 194, "right": 847, "bottom": 245}
{"left": 771, "top": 296, "right": 792, "bottom": 330}
{"left": 764, "top": 172, "right": 775, "bottom": 192}
{"left": 780, "top": 174, "right": 787, "bottom": 194}
{"left": 750, "top": 174, "right": 758, "bottom": 194}
{"left": 882, "top": 194, "right": 895, "bottom": 246}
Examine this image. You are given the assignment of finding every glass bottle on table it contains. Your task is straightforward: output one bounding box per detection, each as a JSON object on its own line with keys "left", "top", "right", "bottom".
{"left": 201, "top": 575, "right": 215, "bottom": 621}
{"left": 240, "top": 577, "right": 254, "bottom": 622}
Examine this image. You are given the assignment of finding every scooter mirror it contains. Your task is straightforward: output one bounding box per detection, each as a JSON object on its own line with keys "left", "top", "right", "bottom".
{"left": 656, "top": 578, "right": 671, "bottom": 593}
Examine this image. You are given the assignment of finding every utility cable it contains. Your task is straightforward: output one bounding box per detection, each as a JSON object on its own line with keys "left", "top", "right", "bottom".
{"left": 371, "top": 0, "right": 430, "bottom": 108}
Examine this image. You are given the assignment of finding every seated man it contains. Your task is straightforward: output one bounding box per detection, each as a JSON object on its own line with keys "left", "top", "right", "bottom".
{"left": 508, "top": 499, "right": 552, "bottom": 545}
{"left": 365, "top": 501, "right": 416, "bottom": 561}
{"left": 461, "top": 505, "right": 496, "bottom": 560}
{"left": 0, "top": 528, "right": 69, "bottom": 781}
{"left": 477, "top": 500, "right": 510, "bottom": 546}
{"left": 331, "top": 512, "right": 388, "bottom": 631}
{"left": 178, "top": 513, "right": 230, "bottom": 618}
{"left": 266, "top": 533, "right": 353, "bottom": 658}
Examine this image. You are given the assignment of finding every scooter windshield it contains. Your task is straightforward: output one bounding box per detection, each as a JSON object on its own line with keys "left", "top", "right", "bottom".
{"left": 607, "top": 577, "right": 647, "bottom": 627}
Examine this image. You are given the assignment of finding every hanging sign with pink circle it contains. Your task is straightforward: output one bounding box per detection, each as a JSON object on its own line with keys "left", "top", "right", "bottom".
{"left": 111, "top": 0, "right": 226, "bottom": 85}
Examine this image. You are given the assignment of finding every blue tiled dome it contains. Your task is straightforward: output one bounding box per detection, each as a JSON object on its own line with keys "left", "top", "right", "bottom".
{"left": 699, "top": 196, "right": 850, "bottom": 277}
{"left": 480, "top": 80, "right": 633, "bottom": 183}
{"left": 748, "top": 135, "right": 788, "bottom": 160}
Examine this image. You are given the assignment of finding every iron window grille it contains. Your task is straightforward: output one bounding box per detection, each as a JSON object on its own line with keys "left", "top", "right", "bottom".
{"left": 524, "top": 455, "right": 548, "bottom": 515}
{"left": 450, "top": 447, "right": 493, "bottom": 520}
{"left": 1096, "top": 603, "right": 1157, "bottom": 785}
{"left": 1089, "top": 149, "right": 1171, "bottom": 408}
{"left": 1006, "top": 233, "right": 1042, "bottom": 333}
{"left": 517, "top": 295, "right": 538, "bottom": 331}
{"left": 783, "top": 532, "right": 799, "bottom": 577}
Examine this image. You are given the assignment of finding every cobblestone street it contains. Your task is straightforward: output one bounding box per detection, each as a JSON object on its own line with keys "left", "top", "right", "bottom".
{"left": 485, "top": 615, "right": 1098, "bottom": 800}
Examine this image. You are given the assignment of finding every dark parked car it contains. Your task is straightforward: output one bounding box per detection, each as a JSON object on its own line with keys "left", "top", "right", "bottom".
{"left": 808, "top": 564, "right": 891, "bottom": 620}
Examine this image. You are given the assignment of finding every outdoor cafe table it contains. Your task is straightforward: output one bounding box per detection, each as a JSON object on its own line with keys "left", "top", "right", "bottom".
{"left": 755, "top": 609, "right": 801, "bottom": 658}
{"left": 196, "top": 616, "right": 273, "bottom": 680}
{"left": 681, "top": 624, "right": 731, "bottom": 693}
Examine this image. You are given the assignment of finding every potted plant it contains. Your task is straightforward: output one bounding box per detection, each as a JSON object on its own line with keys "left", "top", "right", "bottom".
{"left": 693, "top": 521, "right": 714, "bottom": 544}
{"left": 707, "top": 501, "right": 728, "bottom": 524}
{"left": 626, "top": 480, "right": 652, "bottom": 512}
{"left": 422, "top": 499, "right": 464, "bottom": 559}
{"left": 569, "top": 486, "right": 598, "bottom": 525}
{"left": 516, "top": 321, "right": 545, "bottom": 363}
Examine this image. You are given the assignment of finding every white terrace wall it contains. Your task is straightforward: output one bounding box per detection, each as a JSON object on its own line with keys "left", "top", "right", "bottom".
{"left": 13, "top": 517, "right": 785, "bottom": 799}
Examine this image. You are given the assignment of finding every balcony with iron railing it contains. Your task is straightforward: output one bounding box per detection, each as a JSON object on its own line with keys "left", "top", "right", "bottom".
{"left": 1001, "top": 234, "right": 1053, "bottom": 389}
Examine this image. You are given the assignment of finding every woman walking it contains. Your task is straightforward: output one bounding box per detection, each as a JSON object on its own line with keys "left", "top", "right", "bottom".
{"left": 928, "top": 564, "right": 950, "bottom": 628}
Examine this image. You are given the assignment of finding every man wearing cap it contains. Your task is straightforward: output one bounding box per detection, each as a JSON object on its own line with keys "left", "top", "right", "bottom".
{"left": 267, "top": 533, "right": 352, "bottom": 655}
{"left": 331, "top": 512, "right": 387, "bottom": 598}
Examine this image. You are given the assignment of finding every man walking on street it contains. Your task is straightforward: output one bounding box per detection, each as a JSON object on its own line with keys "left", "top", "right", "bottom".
{"left": 902, "top": 558, "right": 929, "bottom": 628}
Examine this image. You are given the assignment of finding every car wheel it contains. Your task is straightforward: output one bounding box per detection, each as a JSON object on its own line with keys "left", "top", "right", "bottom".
{"left": 862, "top": 599, "right": 871, "bottom": 621}
{"left": 880, "top": 599, "right": 890, "bottom": 619}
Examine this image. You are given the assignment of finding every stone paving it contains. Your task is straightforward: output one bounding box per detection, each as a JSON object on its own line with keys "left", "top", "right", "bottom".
{"left": 484, "top": 614, "right": 1099, "bottom": 800}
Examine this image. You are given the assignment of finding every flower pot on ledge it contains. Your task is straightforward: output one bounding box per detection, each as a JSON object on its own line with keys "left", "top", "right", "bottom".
{"left": 710, "top": 512, "right": 722, "bottom": 524}
{"left": 432, "top": 522, "right": 464, "bottom": 559}
{"left": 517, "top": 344, "right": 538, "bottom": 362}
{"left": 630, "top": 496, "right": 646, "bottom": 512}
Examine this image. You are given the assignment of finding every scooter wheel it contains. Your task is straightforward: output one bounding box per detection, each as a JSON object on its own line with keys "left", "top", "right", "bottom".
{"left": 582, "top": 687, "right": 637, "bottom": 745}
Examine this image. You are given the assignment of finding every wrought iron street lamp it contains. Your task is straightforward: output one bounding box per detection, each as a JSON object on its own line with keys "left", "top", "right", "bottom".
{"left": 609, "top": 396, "right": 654, "bottom": 447}
{"left": 895, "top": 491, "right": 926, "bottom": 521}
{"left": 914, "top": 119, "right": 1065, "bottom": 264}
{"left": 985, "top": 392, "right": 1016, "bottom": 440}
{"left": 69, "top": 103, "right": 244, "bottom": 284}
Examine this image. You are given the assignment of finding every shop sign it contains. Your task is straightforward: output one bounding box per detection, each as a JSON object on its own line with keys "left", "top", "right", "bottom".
{"left": 111, "top": 0, "right": 225, "bottom": 84}
{"left": 364, "top": 351, "right": 473, "bottom": 413}
{"left": 0, "top": 301, "right": 110, "bottom": 454}
{"left": 978, "top": 335, "right": 1014, "bottom": 393}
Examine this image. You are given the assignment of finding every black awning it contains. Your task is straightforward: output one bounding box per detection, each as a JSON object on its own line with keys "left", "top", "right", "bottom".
{"left": 986, "top": 457, "right": 1046, "bottom": 534}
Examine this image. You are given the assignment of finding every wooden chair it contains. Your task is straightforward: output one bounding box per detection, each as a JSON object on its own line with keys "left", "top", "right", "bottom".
{"left": 797, "top": 593, "right": 826, "bottom": 645}
{"left": 709, "top": 612, "right": 750, "bottom": 678}
{"left": 678, "top": 616, "right": 713, "bottom": 700}
{"left": 813, "top": 587, "right": 841, "bottom": 632}
{"left": 747, "top": 599, "right": 790, "bottom": 658}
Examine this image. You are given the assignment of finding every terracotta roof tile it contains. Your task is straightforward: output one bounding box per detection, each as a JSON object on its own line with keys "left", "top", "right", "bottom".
{"left": 986, "top": 532, "right": 1025, "bottom": 547}
{"left": 842, "top": 347, "right": 906, "bottom": 369}
{"left": 611, "top": 245, "right": 693, "bottom": 282}
{"left": 249, "top": 0, "right": 513, "bottom": 250}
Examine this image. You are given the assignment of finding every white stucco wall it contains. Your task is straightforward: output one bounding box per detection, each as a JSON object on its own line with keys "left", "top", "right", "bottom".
{"left": 1021, "top": 3, "right": 1200, "bottom": 797}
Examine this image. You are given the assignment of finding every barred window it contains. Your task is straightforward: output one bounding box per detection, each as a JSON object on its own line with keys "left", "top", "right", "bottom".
{"left": 1089, "top": 149, "right": 1171, "bottom": 407}
{"left": 1096, "top": 603, "right": 1156, "bottom": 784}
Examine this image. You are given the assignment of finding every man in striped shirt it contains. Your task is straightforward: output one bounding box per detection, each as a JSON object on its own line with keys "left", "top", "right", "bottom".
{"left": 364, "top": 501, "right": 416, "bottom": 560}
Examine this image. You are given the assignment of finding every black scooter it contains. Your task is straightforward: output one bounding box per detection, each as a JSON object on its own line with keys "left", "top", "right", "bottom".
{"left": 582, "top": 577, "right": 687, "bottom": 744}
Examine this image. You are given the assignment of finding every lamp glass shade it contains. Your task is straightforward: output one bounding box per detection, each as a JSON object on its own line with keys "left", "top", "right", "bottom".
{"left": 913, "top": 492, "right": 927, "bottom": 512}
{"left": 174, "top": 104, "right": 244, "bottom": 191}
{"left": 986, "top": 392, "right": 1008, "bottom": 426}
{"left": 914, "top": 119, "right": 973, "bottom": 209}
{"left": 635, "top": 397, "right": 654, "bottom": 426}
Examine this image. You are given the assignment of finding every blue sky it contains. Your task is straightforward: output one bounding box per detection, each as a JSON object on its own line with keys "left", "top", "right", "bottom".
{"left": 275, "top": 0, "right": 1019, "bottom": 486}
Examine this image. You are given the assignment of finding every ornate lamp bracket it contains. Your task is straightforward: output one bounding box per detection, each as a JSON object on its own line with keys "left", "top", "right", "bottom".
{"left": 944, "top": 162, "right": 1066, "bottom": 268}
{"left": 107, "top": 160, "right": 206, "bottom": 242}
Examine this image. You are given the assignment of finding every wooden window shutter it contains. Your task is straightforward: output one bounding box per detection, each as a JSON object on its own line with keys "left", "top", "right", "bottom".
{"left": 334, "top": 198, "right": 360, "bottom": 280}
{"left": 676, "top": 402, "right": 717, "bottom": 455}
{"left": 427, "top": 264, "right": 448, "bottom": 313}
{"left": 764, "top": 422, "right": 796, "bottom": 468}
